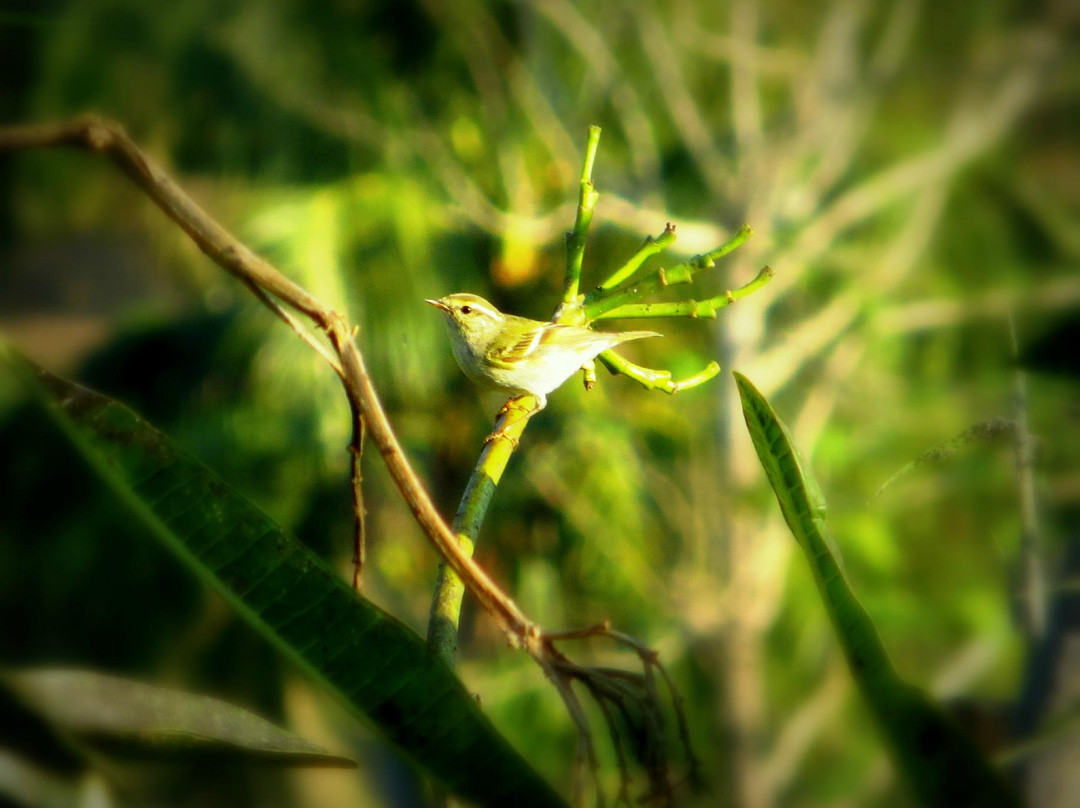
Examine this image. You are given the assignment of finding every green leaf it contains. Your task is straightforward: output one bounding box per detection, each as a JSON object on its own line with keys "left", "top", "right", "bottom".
{"left": 3, "top": 346, "right": 568, "bottom": 808}
{"left": 733, "top": 372, "right": 1020, "bottom": 808}
{"left": 0, "top": 668, "right": 355, "bottom": 766}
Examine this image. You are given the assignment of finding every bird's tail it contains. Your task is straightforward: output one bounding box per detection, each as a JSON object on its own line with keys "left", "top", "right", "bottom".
{"left": 611, "top": 330, "right": 662, "bottom": 344}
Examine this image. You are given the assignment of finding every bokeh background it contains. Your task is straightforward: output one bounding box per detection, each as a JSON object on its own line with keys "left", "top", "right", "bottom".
{"left": 1, "top": 1, "right": 1078, "bottom": 806}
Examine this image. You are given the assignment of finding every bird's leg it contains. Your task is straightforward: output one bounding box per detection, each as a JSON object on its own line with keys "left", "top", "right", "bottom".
{"left": 494, "top": 397, "right": 518, "bottom": 420}
{"left": 485, "top": 395, "right": 546, "bottom": 446}
{"left": 515, "top": 394, "right": 546, "bottom": 420}
{"left": 580, "top": 360, "right": 597, "bottom": 391}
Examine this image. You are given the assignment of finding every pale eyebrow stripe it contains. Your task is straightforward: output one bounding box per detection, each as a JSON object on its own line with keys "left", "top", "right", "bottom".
{"left": 465, "top": 302, "right": 501, "bottom": 320}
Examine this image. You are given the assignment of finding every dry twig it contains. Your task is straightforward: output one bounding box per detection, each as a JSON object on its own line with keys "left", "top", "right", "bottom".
{"left": 0, "top": 115, "right": 697, "bottom": 805}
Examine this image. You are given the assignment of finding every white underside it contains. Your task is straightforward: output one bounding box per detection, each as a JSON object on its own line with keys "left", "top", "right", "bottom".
{"left": 449, "top": 328, "right": 642, "bottom": 398}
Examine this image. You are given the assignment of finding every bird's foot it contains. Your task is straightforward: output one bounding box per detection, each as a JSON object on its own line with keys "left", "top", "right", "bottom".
{"left": 487, "top": 395, "right": 544, "bottom": 447}
{"left": 580, "top": 360, "right": 597, "bottom": 391}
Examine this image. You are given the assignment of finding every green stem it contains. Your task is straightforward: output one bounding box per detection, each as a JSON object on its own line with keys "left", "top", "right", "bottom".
{"left": 596, "top": 223, "right": 677, "bottom": 292}
{"left": 598, "top": 352, "right": 721, "bottom": 394}
{"left": 426, "top": 398, "right": 537, "bottom": 667}
{"left": 562, "top": 125, "right": 602, "bottom": 306}
{"left": 584, "top": 225, "right": 753, "bottom": 320}
{"left": 593, "top": 265, "right": 774, "bottom": 321}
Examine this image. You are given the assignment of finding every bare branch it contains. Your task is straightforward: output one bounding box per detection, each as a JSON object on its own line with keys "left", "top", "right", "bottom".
{"left": 0, "top": 115, "right": 536, "bottom": 641}
{"left": 241, "top": 279, "right": 343, "bottom": 377}
{"left": 2, "top": 116, "right": 708, "bottom": 804}
{"left": 349, "top": 406, "right": 367, "bottom": 590}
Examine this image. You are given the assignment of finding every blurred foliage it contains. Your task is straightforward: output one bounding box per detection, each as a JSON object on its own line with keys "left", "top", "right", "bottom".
{"left": 737, "top": 371, "right": 1020, "bottom": 807}
{"left": 1, "top": 0, "right": 1079, "bottom": 806}
{"left": 0, "top": 667, "right": 357, "bottom": 768}
{"left": 3, "top": 351, "right": 566, "bottom": 807}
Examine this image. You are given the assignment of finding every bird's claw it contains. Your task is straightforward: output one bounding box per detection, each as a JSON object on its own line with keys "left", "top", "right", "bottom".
{"left": 484, "top": 429, "right": 520, "bottom": 450}
{"left": 581, "top": 360, "right": 597, "bottom": 391}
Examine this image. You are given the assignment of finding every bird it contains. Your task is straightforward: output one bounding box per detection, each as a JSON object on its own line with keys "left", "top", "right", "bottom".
{"left": 426, "top": 292, "right": 660, "bottom": 415}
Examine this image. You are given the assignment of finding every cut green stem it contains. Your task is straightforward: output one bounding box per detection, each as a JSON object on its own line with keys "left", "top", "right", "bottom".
{"left": 598, "top": 351, "right": 721, "bottom": 394}
{"left": 585, "top": 225, "right": 754, "bottom": 319}
{"left": 594, "top": 265, "right": 774, "bottom": 321}
{"left": 597, "top": 223, "right": 677, "bottom": 292}
{"left": 562, "top": 125, "right": 602, "bottom": 306}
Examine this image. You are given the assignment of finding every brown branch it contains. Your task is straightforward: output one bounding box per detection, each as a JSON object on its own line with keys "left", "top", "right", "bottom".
{"left": 349, "top": 398, "right": 367, "bottom": 590}
{"left": 326, "top": 323, "right": 535, "bottom": 636}
{"left": 1, "top": 116, "right": 703, "bottom": 803}
{"left": 0, "top": 115, "right": 535, "bottom": 641}
{"left": 240, "top": 278, "right": 344, "bottom": 377}
{"left": 0, "top": 117, "right": 330, "bottom": 325}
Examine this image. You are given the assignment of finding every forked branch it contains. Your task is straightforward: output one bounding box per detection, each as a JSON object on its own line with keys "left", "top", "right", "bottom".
{"left": 0, "top": 117, "right": 712, "bottom": 806}
{"left": 0, "top": 115, "right": 535, "bottom": 641}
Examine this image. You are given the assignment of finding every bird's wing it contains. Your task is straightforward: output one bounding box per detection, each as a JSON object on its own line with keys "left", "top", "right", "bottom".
{"left": 486, "top": 324, "right": 546, "bottom": 367}
{"left": 487, "top": 323, "right": 660, "bottom": 368}
{"left": 485, "top": 322, "right": 587, "bottom": 367}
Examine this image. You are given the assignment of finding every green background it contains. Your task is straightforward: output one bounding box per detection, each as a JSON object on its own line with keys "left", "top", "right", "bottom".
{"left": 1, "top": 1, "right": 1077, "bottom": 806}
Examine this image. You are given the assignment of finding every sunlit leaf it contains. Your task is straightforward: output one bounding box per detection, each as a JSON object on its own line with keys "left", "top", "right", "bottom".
{"left": 734, "top": 372, "right": 1020, "bottom": 808}
{"left": 3, "top": 346, "right": 568, "bottom": 808}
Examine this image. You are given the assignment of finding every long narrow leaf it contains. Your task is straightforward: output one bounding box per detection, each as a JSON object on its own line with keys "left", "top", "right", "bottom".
{"left": 734, "top": 371, "right": 1019, "bottom": 808}
{"left": 1, "top": 668, "right": 355, "bottom": 766}
{"left": 4, "top": 346, "right": 567, "bottom": 808}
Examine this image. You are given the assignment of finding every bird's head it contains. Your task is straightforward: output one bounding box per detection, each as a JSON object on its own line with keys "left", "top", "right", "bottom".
{"left": 425, "top": 293, "right": 506, "bottom": 348}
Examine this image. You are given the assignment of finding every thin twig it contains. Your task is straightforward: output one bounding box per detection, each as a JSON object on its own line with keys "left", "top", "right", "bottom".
{"left": 241, "top": 278, "right": 344, "bottom": 378}
{"left": 0, "top": 115, "right": 536, "bottom": 642}
{"left": 597, "top": 352, "right": 721, "bottom": 395}
{"left": 545, "top": 658, "right": 603, "bottom": 807}
{"left": 591, "top": 690, "right": 634, "bottom": 806}
{"left": 2, "top": 117, "right": 711, "bottom": 805}
{"left": 349, "top": 402, "right": 367, "bottom": 590}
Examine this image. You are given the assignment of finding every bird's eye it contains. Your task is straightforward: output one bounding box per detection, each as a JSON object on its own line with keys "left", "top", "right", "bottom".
{"left": 460, "top": 305, "right": 472, "bottom": 314}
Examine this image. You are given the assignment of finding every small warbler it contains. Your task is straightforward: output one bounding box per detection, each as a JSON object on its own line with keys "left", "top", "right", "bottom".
{"left": 426, "top": 292, "right": 659, "bottom": 413}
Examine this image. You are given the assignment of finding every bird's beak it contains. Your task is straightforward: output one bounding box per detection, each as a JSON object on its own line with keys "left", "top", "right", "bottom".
{"left": 425, "top": 298, "right": 450, "bottom": 313}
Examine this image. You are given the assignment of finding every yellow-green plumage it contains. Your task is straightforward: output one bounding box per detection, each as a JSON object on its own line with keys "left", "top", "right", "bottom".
{"left": 426, "top": 292, "right": 658, "bottom": 409}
